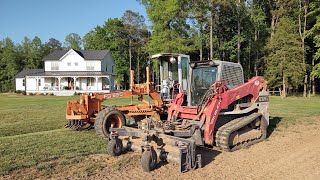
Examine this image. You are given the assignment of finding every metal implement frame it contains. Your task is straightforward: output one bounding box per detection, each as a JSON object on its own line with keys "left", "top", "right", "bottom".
{"left": 110, "top": 126, "right": 201, "bottom": 172}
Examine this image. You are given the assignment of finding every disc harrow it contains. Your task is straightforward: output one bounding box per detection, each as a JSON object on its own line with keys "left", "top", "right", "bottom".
{"left": 64, "top": 119, "right": 92, "bottom": 131}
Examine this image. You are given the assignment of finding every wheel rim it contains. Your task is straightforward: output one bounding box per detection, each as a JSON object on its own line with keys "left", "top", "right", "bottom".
{"left": 114, "top": 142, "right": 121, "bottom": 153}
{"left": 105, "top": 115, "right": 122, "bottom": 133}
{"left": 150, "top": 151, "right": 156, "bottom": 168}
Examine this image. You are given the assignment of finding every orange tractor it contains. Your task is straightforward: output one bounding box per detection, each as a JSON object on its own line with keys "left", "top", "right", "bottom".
{"left": 107, "top": 60, "right": 269, "bottom": 172}
{"left": 65, "top": 53, "right": 190, "bottom": 138}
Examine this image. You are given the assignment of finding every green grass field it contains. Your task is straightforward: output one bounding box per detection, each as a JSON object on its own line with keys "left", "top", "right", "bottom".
{"left": 0, "top": 94, "right": 319, "bottom": 176}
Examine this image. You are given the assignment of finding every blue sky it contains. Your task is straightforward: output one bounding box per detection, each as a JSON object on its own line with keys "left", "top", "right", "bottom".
{"left": 0, "top": 0, "right": 148, "bottom": 44}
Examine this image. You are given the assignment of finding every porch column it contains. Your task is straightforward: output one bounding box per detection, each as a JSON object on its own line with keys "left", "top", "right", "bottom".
{"left": 36, "top": 77, "right": 39, "bottom": 91}
{"left": 95, "top": 77, "right": 99, "bottom": 91}
{"left": 58, "top": 77, "right": 61, "bottom": 91}
{"left": 73, "top": 77, "right": 77, "bottom": 92}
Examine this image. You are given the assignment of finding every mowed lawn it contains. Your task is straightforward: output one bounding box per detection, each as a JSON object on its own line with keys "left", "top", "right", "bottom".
{"left": 0, "top": 94, "right": 142, "bottom": 176}
{"left": 0, "top": 94, "right": 320, "bottom": 176}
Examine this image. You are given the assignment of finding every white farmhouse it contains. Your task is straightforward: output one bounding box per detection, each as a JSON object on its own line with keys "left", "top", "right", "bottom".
{"left": 15, "top": 49, "right": 115, "bottom": 95}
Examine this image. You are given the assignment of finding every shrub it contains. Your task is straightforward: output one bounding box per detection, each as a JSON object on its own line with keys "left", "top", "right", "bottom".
{"left": 49, "top": 93, "right": 54, "bottom": 96}
{"left": 21, "top": 91, "right": 26, "bottom": 95}
{"left": 28, "top": 93, "right": 34, "bottom": 96}
{"left": 39, "top": 93, "right": 45, "bottom": 96}
{"left": 16, "top": 90, "right": 22, "bottom": 94}
{"left": 63, "top": 86, "right": 70, "bottom": 90}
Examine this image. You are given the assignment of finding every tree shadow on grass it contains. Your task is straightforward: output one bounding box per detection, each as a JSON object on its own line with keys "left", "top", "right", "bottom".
{"left": 267, "top": 116, "right": 282, "bottom": 138}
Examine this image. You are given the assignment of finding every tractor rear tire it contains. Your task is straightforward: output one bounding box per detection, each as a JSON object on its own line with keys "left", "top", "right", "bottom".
{"left": 141, "top": 148, "right": 157, "bottom": 172}
{"left": 107, "top": 139, "right": 123, "bottom": 156}
{"left": 95, "top": 107, "right": 126, "bottom": 139}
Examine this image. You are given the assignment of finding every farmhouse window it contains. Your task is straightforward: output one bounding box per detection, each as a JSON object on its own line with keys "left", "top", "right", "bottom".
{"left": 106, "top": 64, "right": 108, "bottom": 72}
{"left": 38, "top": 79, "right": 41, "bottom": 86}
{"left": 112, "top": 66, "right": 114, "bottom": 73}
{"left": 51, "top": 62, "right": 59, "bottom": 70}
{"left": 74, "top": 62, "right": 78, "bottom": 66}
{"left": 86, "top": 62, "right": 95, "bottom": 71}
{"left": 67, "top": 62, "right": 71, "bottom": 66}
{"left": 22, "top": 79, "right": 25, "bottom": 86}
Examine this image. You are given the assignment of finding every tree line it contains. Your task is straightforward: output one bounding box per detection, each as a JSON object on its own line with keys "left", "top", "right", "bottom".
{"left": 0, "top": 0, "right": 319, "bottom": 97}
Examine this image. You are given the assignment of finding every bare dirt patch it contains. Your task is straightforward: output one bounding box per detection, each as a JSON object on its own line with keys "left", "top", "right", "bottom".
{"left": 2, "top": 117, "right": 320, "bottom": 180}
{"left": 90, "top": 117, "right": 320, "bottom": 180}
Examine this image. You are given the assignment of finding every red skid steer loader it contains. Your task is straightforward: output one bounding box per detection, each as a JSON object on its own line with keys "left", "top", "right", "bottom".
{"left": 106, "top": 60, "right": 269, "bottom": 172}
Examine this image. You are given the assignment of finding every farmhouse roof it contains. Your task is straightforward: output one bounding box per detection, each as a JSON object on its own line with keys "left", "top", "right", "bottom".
{"left": 43, "top": 49, "right": 110, "bottom": 61}
{"left": 15, "top": 69, "right": 44, "bottom": 78}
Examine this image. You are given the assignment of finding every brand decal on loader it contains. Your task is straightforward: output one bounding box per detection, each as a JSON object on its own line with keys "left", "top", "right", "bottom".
{"left": 104, "top": 92, "right": 123, "bottom": 99}
{"left": 210, "top": 97, "right": 222, "bottom": 125}
{"left": 256, "top": 96, "right": 269, "bottom": 102}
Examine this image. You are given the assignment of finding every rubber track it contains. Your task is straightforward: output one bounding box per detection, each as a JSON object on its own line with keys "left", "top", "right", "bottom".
{"left": 215, "top": 112, "right": 266, "bottom": 152}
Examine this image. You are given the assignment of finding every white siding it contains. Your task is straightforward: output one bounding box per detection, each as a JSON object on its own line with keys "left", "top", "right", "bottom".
{"left": 101, "top": 52, "right": 114, "bottom": 74}
{"left": 25, "top": 77, "right": 45, "bottom": 91}
{"left": 44, "top": 61, "right": 51, "bottom": 71}
{"left": 15, "top": 78, "right": 25, "bottom": 91}
{"left": 26, "top": 78, "right": 37, "bottom": 91}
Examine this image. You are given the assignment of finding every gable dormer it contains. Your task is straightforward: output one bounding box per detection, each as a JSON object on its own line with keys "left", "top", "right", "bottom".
{"left": 59, "top": 49, "right": 84, "bottom": 61}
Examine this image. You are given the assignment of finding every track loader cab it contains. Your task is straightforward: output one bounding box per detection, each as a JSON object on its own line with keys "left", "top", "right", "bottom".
{"left": 187, "top": 60, "right": 244, "bottom": 106}
{"left": 151, "top": 53, "right": 190, "bottom": 102}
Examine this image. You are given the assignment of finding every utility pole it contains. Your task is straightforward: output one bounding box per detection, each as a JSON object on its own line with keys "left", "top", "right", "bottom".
{"left": 129, "top": 38, "right": 133, "bottom": 104}
{"left": 237, "top": 0, "right": 241, "bottom": 64}
{"left": 210, "top": 0, "right": 214, "bottom": 60}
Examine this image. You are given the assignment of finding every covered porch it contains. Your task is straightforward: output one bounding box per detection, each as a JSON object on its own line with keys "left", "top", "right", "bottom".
{"left": 42, "top": 76, "right": 112, "bottom": 91}
{"left": 25, "top": 71, "right": 114, "bottom": 95}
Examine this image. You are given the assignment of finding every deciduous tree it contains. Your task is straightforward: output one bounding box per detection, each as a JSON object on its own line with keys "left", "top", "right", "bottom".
{"left": 64, "top": 33, "right": 82, "bottom": 50}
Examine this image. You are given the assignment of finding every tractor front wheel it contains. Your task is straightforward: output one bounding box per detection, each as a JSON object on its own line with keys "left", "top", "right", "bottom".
{"left": 95, "top": 108, "right": 126, "bottom": 139}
